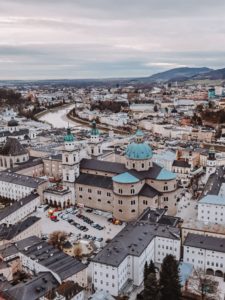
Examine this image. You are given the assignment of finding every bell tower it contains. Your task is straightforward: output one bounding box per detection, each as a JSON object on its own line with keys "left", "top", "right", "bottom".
{"left": 62, "top": 126, "right": 80, "bottom": 203}
{"left": 88, "top": 120, "right": 103, "bottom": 159}
{"left": 205, "top": 146, "right": 217, "bottom": 183}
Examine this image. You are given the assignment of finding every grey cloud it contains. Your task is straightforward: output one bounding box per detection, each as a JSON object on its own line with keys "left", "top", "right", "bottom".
{"left": 0, "top": 0, "right": 225, "bottom": 79}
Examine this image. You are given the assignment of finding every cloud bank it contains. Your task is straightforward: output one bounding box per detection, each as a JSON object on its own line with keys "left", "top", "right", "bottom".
{"left": 0, "top": 0, "right": 225, "bottom": 79}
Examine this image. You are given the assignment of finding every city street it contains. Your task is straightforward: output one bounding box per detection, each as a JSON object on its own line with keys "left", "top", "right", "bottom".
{"left": 176, "top": 190, "right": 198, "bottom": 221}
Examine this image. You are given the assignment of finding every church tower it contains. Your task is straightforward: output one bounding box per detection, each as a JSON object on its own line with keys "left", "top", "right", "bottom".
{"left": 88, "top": 120, "right": 103, "bottom": 159}
{"left": 62, "top": 127, "right": 80, "bottom": 203}
{"left": 205, "top": 146, "right": 217, "bottom": 182}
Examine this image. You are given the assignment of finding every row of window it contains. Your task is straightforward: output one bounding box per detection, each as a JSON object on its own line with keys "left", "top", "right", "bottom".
{"left": 200, "top": 216, "right": 224, "bottom": 222}
{"left": 127, "top": 161, "right": 151, "bottom": 169}
{"left": 118, "top": 188, "right": 135, "bottom": 194}
{"left": 203, "top": 210, "right": 224, "bottom": 215}
{"left": 78, "top": 187, "right": 111, "bottom": 197}
{"left": 185, "top": 258, "right": 223, "bottom": 268}
{"left": 118, "top": 209, "right": 136, "bottom": 213}
{"left": 94, "top": 272, "right": 115, "bottom": 278}
{"left": 64, "top": 155, "right": 78, "bottom": 163}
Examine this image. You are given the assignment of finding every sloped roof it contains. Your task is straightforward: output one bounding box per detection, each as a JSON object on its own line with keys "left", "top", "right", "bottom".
{"left": 0, "top": 138, "right": 28, "bottom": 156}
{"left": 156, "top": 168, "right": 176, "bottom": 180}
{"left": 112, "top": 172, "right": 140, "bottom": 184}
{"left": 139, "top": 184, "right": 161, "bottom": 198}
{"left": 76, "top": 173, "right": 113, "bottom": 190}
{"left": 199, "top": 194, "right": 225, "bottom": 206}
{"left": 172, "top": 160, "right": 191, "bottom": 168}
{"left": 4, "top": 272, "right": 58, "bottom": 300}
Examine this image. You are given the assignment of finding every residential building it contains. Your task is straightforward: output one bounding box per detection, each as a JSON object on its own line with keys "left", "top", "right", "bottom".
{"left": 91, "top": 209, "right": 180, "bottom": 296}
{"left": 183, "top": 233, "right": 225, "bottom": 278}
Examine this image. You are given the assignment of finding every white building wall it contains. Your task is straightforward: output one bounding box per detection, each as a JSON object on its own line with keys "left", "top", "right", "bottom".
{"left": 198, "top": 203, "right": 225, "bottom": 225}
{"left": 183, "top": 245, "right": 225, "bottom": 274}
{"left": 91, "top": 236, "right": 181, "bottom": 297}
{"left": 0, "top": 181, "right": 34, "bottom": 200}
{"left": 0, "top": 196, "right": 40, "bottom": 225}
{"left": 154, "top": 236, "right": 180, "bottom": 264}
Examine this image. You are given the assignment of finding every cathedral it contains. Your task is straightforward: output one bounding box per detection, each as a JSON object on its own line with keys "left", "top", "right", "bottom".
{"left": 62, "top": 123, "right": 179, "bottom": 221}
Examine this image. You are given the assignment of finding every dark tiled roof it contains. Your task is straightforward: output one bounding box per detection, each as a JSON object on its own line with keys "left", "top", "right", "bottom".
{"left": 0, "top": 130, "right": 10, "bottom": 138}
{"left": 80, "top": 158, "right": 127, "bottom": 174}
{"left": 9, "top": 158, "right": 43, "bottom": 173}
{"left": 0, "top": 236, "right": 87, "bottom": 281}
{"left": 0, "top": 138, "right": 28, "bottom": 156}
{"left": 184, "top": 233, "right": 225, "bottom": 253}
{"left": 20, "top": 238, "right": 86, "bottom": 280}
{"left": 203, "top": 167, "right": 225, "bottom": 196}
{"left": 129, "top": 163, "right": 162, "bottom": 180}
{"left": 0, "top": 171, "right": 46, "bottom": 188}
{"left": 92, "top": 221, "right": 180, "bottom": 267}
{"left": 158, "top": 215, "right": 180, "bottom": 227}
{"left": 0, "top": 193, "right": 39, "bottom": 222}
{"left": 76, "top": 173, "right": 113, "bottom": 190}
{"left": 172, "top": 160, "right": 191, "bottom": 168}
{"left": 4, "top": 272, "right": 58, "bottom": 300}
{"left": 139, "top": 183, "right": 161, "bottom": 198}
{"left": 9, "top": 128, "right": 29, "bottom": 136}
{"left": 0, "top": 216, "right": 41, "bottom": 240}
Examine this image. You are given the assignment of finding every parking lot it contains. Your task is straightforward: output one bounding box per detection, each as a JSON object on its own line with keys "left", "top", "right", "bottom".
{"left": 34, "top": 207, "right": 125, "bottom": 243}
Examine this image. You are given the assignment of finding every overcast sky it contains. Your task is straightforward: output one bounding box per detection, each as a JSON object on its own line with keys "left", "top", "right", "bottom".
{"left": 0, "top": 0, "right": 225, "bottom": 79}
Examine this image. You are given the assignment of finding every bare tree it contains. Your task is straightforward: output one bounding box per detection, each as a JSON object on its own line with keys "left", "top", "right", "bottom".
{"left": 48, "top": 231, "right": 67, "bottom": 250}
{"left": 186, "top": 268, "right": 221, "bottom": 300}
{"left": 73, "top": 244, "right": 83, "bottom": 257}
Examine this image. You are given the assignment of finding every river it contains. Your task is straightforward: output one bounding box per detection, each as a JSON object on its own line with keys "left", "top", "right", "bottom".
{"left": 38, "top": 104, "right": 86, "bottom": 129}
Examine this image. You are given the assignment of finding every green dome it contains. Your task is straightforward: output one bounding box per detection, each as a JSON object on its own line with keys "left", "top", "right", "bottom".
{"left": 64, "top": 127, "right": 74, "bottom": 142}
{"left": 125, "top": 142, "right": 153, "bottom": 160}
{"left": 90, "top": 120, "right": 99, "bottom": 136}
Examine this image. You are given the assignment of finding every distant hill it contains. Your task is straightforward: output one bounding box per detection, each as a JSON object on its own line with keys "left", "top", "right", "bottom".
{"left": 191, "top": 68, "right": 225, "bottom": 81}
{"left": 128, "top": 67, "right": 212, "bottom": 84}
{"left": 1, "top": 66, "right": 225, "bottom": 88}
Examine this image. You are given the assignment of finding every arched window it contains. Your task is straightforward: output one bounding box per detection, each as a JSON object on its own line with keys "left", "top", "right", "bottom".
{"left": 65, "top": 156, "right": 68, "bottom": 163}
{"left": 131, "top": 209, "right": 135, "bottom": 213}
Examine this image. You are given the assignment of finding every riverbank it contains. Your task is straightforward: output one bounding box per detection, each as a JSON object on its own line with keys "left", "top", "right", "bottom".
{"left": 34, "top": 103, "right": 72, "bottom": 119}
{"left": 35, "top": 103, "right": 78, "bottom": 128}
{"left": 67, "top": 109, "right": 129, "bottom": 135}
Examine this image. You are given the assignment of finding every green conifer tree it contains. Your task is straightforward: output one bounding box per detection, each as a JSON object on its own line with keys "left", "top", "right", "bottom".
{"left": 159, "top": 255, "right": 181, "bottom": 300}
{"left": 143, "top": 272, "right": 159, "bottom": 300}
{"left": 148, "top": 260, "right": 156, "bottom": 274}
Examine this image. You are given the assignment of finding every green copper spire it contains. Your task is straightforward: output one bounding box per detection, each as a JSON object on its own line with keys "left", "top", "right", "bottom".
{"left": 90, "top": 120, "right": 99, "bottom": 136}
{"left": 64, "top": 126, "right": 74, "bottom": 142}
